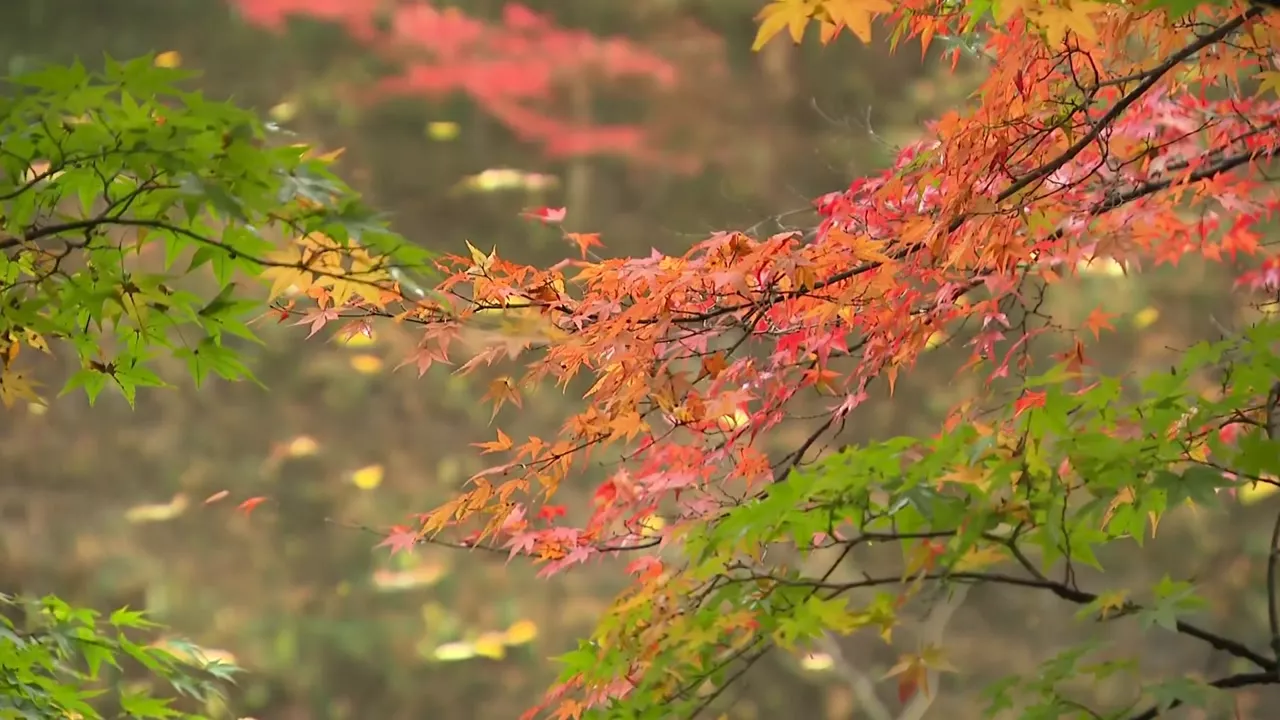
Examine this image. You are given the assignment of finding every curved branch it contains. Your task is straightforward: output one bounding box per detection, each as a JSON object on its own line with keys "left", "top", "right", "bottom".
{"left": 739, "top": 568, "right": 1276, "bottom": 672}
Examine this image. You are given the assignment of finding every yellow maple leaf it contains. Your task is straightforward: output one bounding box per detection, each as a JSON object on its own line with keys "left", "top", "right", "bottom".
{"left": 351, "top": 464, "right": 385, "bottom": 490}
{"left": 1032, "top": 0, "right": 1106, "bottom": 47}
{"left": 952, "top": 545, "right": 1007, "bottom": 572}
{"left": 0, "top": 368, "right": 42, "bottom": 408}
{"left": 993, "top": 0, "right": 1031, "bottom": 22}
{"left": 822, "top": 0, "right": 894, "bottom": 44}
{"left": 260, "top": 246, "right": 316, "bottom": 301}
{"left": 464, "top": 240, "right": 497, "bottom": 277}
{"left": 502, "top": 619, "right": 539, "bottom": 646}
{"left": 1240, "top": 479, "right": 1280, "bottom": 506}
{"left": 1258, "top": 71, "right": 1280, "bottom": 98}
{"left": 753, "top": 0, "right": 820, "bottom": 51}
{"left": 348, "top": 354, "right": 384, "bottom": 375}
{"left": 1089, "top": 589, "right": 1129, "bottom": 619}
{"left": 154, "top": 51, "right": 182, "bottom": 68}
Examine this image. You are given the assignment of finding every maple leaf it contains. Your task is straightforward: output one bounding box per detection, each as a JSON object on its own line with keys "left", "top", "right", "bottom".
{"left": 625, "top": 556, "right": 664, "bottom": 583}
{"left": 483, "top": 377, "right": 523, "bottom": 423}
{"left": 464, "top": 240, "right": 497, "bottom": 277}
{"left": 396, "top": 340, "right": 453, "bottom": 379}
{"left": 952, "top": 545, "right": 1008, "bottom": 571}
{"left": 1090, "top": 589, "right": 1130, "bottom": 620}
{"left": 237, "top": 496, "right": 268, "bottom": 516}
{"left": 538, "top": 505, "right": 567, "bottom": 521}
{"left": 260, "top": 246, "right": 317, "bottom": 301}
{"left": 378, "top": 525, "right": 420, "bottom": 556}
{"left": 504, "top": 529, "right": 540, "bottom": 562}
{"left": 1083, "top": 307, "right": 1116, "bottom": 340}
{"left": 1013, "top": 390, "right": 1047, "bottom": 418}
{"left": 203, "top": 490, "right": 230, "bottom": 505}
{"left": 884, "top": 646, "right": 954, "bottom": 703}
{"left": 1257, "top": 70, "right": 1280, "bottom": 98}
{"left": 1031, "top": 0, "right": 1106, "bottom": 47}
{"left": 521, "top": 206, "right": 567, "bottom": 224}
{"left": 890, "top": 657, "right": 928, "bottom": 703}
{"left": 564, "top": 232, "right": 602, "bottom": 259}
{"left": 753, "top": 0, "right": 816, "bottom": 51}
{"left": 293, "top": 307, "right": 341, "bottom": 339}
{"left": 473, "top": 428, "right": 514, "bottom": 454}
{"left": 0, "top": 369, "right": 42, "bottom": 408}
{"left": 822, "top": 0, "right": 894, "bottom": 44}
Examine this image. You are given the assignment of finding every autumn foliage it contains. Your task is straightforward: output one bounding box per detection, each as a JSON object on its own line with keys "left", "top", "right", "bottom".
{"left": 226, "top": 0, "right": 688, "bottom": 166}
{"left": 241, "top": 0, "right": 1280, "bottom": 716}
{"left": 13, "top": 0, "right": 1280, "bottom": 718}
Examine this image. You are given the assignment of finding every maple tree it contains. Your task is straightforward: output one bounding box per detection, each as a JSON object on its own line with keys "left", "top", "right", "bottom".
{"left": 14, "top": 0, "right": 1280, "bottom": 719}
{"left": 0, "top": 55, "right": 428, "bottom": 407}
{"left": 0, "top": 593, "right": 238, "bottom": 719}
{"left": 224, "top": 0, "right": 693, "bottom": 168}
{"left": 251, "top": 0, "right": 1280, "bottom": 717}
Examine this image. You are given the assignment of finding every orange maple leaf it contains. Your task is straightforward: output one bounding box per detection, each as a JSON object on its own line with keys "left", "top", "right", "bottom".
{"left": 1013, "top": 390, "right": 1047, "bottom": 418}
{"left": 1083, "top": 307, "right": 1117, "bottom": 340}
{"left": 564, "top": 232, "right": 602, "bottom": 260}
{"left": 483, "top": 377, "right": 523, "bottom": 423}
{"left": 473, "top": 428, "right": 514, "bottom": 454}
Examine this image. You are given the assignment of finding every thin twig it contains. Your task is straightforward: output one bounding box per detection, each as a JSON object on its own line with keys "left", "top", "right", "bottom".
{"left": 1265, "top": 382, "right": 1280, "bottom": 670}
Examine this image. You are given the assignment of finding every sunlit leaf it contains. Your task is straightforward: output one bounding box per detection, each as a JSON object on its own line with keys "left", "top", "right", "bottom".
{"left": 350, "top": 464, "right": 385, "bottom": 490}
{"left": 154, "top": 51, "right": 182, "bottom": 68}
{"left": 503, "top": 619, "right": 539, "bottom": 646}
{"left": 348, "top": 353, "right": 384, "bottom": 374}
{"left": 1238, "top": 480, "right": 1279, "bottom": 506}
{"left": 1132, "top": 307, "right": 1160, "bottom": 329}
{"left": 473, "top": 632, "right": 508, "bottom": 659}
{"left": 124, "top": 495, "right": 190, "bottom": 524}
{"left": 799, "top": 651, "right": 834, "bottom": 671}
{"left": 427, "top": 121, "right": 460, "bottom": 141}
{"left": 430, "top": 641, "right": 477, "bottom": 662}
{"left": 286, "top": 435, "right": 321, "bottom": 457}
{"left": 371, "top": 562, "right": 449, "bottom": 591}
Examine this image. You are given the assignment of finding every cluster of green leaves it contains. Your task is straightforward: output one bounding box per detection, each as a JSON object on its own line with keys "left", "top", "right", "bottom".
{"left": 0, "top": 55, "right": 429, "bottom": 406}
{"left": 556, "top": 317, "right": 1280, "bottom": 718}
{"left": 0, "top": 594, "right": 238, "bottom": 719}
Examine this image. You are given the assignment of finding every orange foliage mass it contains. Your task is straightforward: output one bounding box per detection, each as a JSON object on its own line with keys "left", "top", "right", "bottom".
{"left": 266, "top": 1, "right": 1280, "bottom": 715}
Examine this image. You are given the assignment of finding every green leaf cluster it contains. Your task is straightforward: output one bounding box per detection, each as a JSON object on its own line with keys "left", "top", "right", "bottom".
{"left": 0, "top": 594, "right": 239, "bottom": 720}
{"left": 0, "top": 55, "right": 430, "bottom": 406}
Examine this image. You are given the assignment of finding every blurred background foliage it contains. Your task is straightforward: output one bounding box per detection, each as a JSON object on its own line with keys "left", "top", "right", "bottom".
{"left": 0, "top": 0, "right": 1275, "bottom": 718}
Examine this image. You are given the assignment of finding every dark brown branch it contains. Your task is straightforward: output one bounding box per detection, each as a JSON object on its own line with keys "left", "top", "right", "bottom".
{"left": 733, "top": 568, "right": 1277, "bottom": 672}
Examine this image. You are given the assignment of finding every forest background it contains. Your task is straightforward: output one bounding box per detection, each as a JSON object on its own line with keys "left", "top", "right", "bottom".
{"left": 0, "top": 0, "right": 1273, "bottom": 719}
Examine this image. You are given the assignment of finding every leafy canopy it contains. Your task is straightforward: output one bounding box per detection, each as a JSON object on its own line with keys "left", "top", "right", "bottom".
{"left": 318, "top": 0, "right": 1280, "bottom": 717}
{"left": 0, "top": 55, "right": 429, "bottom": 407}
{"left": 0, "top": 593, "right": 239, "bottom": 720}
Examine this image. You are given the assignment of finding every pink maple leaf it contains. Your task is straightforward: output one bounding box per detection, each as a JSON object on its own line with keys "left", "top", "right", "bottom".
{"left": 377, "top": 525, "right": 419, "bottom": 555}
{"left": 521, "top": 206, "right": 567, "bottom": 224}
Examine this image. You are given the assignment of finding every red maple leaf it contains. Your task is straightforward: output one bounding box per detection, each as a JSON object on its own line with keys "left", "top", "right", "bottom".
{"left": 377, "top": 525, "right": 419, "bottom": 556}
{"left": 521, "top": 206, "right": 567, "bottom": 224}
{"left": 538, "top": 505, "right": 567, "bottom": 521}
{"left": 625, "top": 556, "right": 663, "bottom": 582}
{"left": 1013, "top": 390, "right": 1047, "bottom": 418}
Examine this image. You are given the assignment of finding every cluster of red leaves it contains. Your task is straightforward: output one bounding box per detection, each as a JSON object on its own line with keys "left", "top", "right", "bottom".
{"left": 269, "top": 2, "right": 1280, "bottom": 716}
{"left": 226, "top": 0, "right": 689, "bottom": 166}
